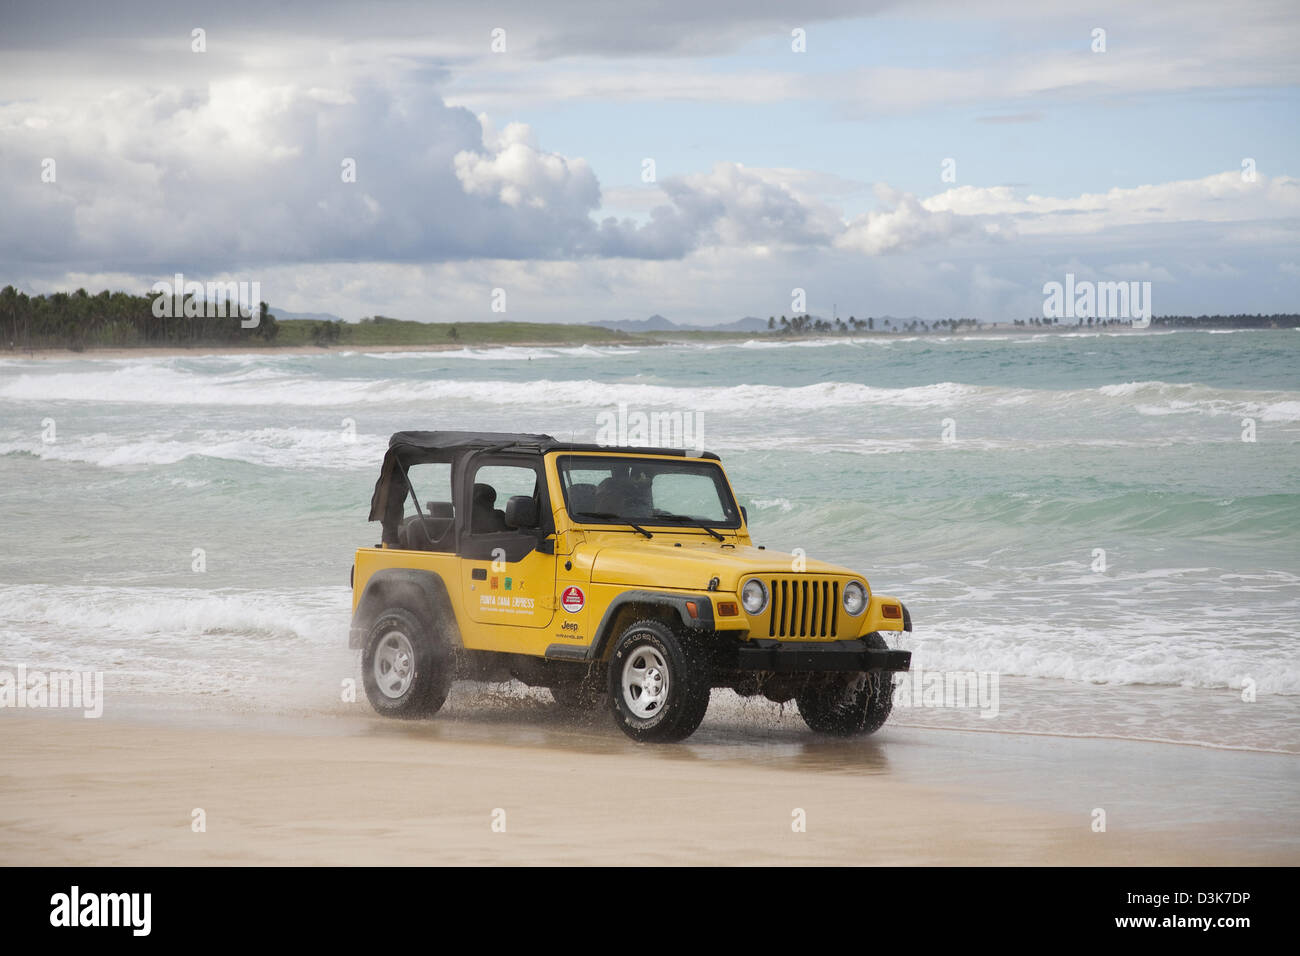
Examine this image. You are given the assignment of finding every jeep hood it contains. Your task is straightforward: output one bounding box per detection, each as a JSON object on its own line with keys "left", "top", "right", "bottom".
{"left": 587, "top": 541, "right": 857, "bottom": 592}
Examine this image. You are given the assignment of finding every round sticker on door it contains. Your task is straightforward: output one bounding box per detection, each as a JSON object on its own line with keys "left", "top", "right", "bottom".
{"left": 561, "top": 586, "right": 585, "bottom": 613}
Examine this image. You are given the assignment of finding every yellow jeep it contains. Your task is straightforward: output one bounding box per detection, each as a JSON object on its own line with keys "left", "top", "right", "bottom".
{"left": 350, "top": 431, "right": 912, "bottom": 742}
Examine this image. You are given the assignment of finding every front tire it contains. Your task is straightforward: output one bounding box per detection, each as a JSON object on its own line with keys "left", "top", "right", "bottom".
{"left": 361, "top": 606, "right": 453, "bottom": 718}
{"left": 796, "top": 634, "right": 896, "bottom": 736}
{"left": 607, "top": 620, "right": 711, "bottom": 742}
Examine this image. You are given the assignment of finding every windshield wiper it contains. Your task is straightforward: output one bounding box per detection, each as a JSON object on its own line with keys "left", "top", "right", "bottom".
{"left": 651, "top": 511, "right": 725, "bottom": 541}
{"left": 574, "top": 511, "right": 653, "bottom": 539}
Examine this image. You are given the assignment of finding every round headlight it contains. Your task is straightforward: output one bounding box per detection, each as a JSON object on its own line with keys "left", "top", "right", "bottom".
{"left": 741, "top": 578, "right": 768, "bottom": 614}
{"left": 843, "top": 581, "right": 868, "bottom": 616}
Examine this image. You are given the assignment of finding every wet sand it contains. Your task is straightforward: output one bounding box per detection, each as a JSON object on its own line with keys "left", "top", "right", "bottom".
{"left": 2, "top": 706, "right": 1296, "bottom": 866}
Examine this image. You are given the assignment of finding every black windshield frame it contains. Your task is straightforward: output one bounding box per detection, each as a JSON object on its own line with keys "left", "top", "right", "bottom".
{"left": 555, "top": 454, "right": 742, "bottom": 530}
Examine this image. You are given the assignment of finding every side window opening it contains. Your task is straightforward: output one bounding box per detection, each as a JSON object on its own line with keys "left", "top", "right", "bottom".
{"left": 398, "top": 462, "right": 454, "bottom": 551}
{"left": 469, "top": 463, "right": 545, "bottom": 535}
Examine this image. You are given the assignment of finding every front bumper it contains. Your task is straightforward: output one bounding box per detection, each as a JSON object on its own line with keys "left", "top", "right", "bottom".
{"left": 732, "top": 636, "right": 912, "bottom": 674}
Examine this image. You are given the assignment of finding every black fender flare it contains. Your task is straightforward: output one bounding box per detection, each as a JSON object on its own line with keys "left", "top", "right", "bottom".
{"left": 350, "top": 568, "right": 461, "bottom": 650}
{"left": 548, "top": 589, "right": 716, "bottom": 662}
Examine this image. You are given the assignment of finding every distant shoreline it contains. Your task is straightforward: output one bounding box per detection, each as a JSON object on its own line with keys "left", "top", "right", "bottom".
{"left": 2, "top": 322, "right": 1293, "bottom": 361}
{"left": 5, "top": 286, "right": 1295, "bottom": 357}
{"left": 1, "top": 341, "right": 617, "bottom": 361}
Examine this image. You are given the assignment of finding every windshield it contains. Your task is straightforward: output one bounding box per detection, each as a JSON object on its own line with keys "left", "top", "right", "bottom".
{"left": 557, "top": 455, "right": 741, "bottom": 528}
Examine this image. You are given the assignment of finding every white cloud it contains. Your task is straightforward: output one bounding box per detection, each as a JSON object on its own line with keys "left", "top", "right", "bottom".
{"left": 0, "top": 81, "right": 645, "bottom": 271}
{"left": 3, "top": 73, "right": 1293, "bottom": 286}
{"left": 454, "top": 119, "right": 599, "bottom": 211}
{"left": 658, "top": 162, "right": 843, "bottom": 247}
{"left": 836, "top": 184, "right": 990, "bottom": 255}
{"left": 922, "top": 172, "right": 1300, "bottom": 235}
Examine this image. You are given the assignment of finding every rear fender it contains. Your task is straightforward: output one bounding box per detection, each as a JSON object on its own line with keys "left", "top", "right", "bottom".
{"left": 350, "top": 568, "right": 461, "bottom": 649}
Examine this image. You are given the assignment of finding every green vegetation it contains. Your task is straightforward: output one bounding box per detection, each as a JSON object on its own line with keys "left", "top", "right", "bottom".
{"left": 0, "top": 287, "right": 642, "bottom": 351}
{"left": 761, "top": 314, "right": 978, "bottom": 335}
{"left": 272, "top": 315, "right": 643, "bottom": 347}
{"left": 0, "top": 286, "right": 280, "bottom": 349}
{"left": 3, "top": 285, "right": 1296, "bottom": 352}
{"left": 1148, "top": 314, "right": 1300, "bottom": 329}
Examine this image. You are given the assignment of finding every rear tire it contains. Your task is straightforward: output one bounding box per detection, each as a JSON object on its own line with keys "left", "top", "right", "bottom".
{"left": 607, "top": 620, "right": 711, "bottom": 743}
{"left": 796, "top": 633, "right": 896, "bottom": 736}
{"left": 361, "top": 606, "right": 453, "bottom": 718}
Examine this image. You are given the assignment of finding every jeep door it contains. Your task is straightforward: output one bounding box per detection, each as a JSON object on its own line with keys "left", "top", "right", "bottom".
{"left": 457, "top": 457, "right": 558, "bottom": 636}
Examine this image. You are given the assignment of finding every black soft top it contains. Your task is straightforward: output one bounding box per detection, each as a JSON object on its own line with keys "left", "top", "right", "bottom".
{"left": 368, "top": 430, "right": 717, "bottom": 524}
{"left": 387, "top": 430, "right": 559, "bottom": 458}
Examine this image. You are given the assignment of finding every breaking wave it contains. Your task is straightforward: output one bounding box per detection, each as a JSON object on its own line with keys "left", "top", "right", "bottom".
{"left": 3, "top": 364, "right": 1298, "bottom": 422}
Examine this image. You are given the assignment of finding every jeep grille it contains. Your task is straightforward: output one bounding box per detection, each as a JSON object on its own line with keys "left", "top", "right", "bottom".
{"left": 767, "top": 578, "right": 838, "bottom": 639}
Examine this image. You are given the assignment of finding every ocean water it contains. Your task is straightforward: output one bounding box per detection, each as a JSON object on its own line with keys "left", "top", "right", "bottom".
{"left": 1, "top": 330, "right": 1297, "bottom": 750}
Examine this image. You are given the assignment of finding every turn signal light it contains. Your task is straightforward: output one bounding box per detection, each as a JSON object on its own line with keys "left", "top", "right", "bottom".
{"left": 685, "top": 601, "right": 699, "bottom": 619}
{"left": 717, "top": 602, "right": 738, "bottom": 616}
{"left": 882, "top": 604, "right": 902, "bottom": 619}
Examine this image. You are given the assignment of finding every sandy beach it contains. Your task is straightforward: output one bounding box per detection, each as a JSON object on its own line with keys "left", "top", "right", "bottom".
{"left": 2, "top": 706, "right": 1295, "bottom": 866}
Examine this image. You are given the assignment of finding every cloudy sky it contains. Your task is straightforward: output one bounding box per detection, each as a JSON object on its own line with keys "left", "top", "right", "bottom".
{"left": 1, "top": 0, "right": 1297, "bottom": 323}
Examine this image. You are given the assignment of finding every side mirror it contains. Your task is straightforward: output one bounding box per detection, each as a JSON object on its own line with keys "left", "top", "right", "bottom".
{"left": 504, "top": 495, "right": 538, "bottom": 529}
{"left": 740, "top": 506, "right": 748, "bottom": 525}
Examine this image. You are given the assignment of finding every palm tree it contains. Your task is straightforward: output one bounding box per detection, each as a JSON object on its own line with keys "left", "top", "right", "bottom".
{"left": 0, "top": 285, "right": 17, "bottom": 348}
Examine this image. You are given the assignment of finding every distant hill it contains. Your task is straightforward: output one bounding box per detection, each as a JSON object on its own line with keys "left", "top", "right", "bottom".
{"left": 593, "top": 313, "right": 678, "bottom": 332}
{"left": 269, "top": 305, "right": 347, "bottom": 323}
{"left": 714, "top": 316, "right": 772, "bottom": 332}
